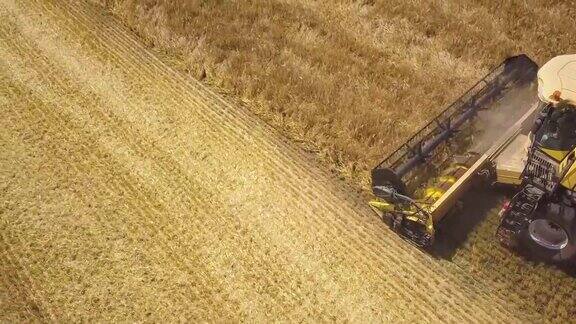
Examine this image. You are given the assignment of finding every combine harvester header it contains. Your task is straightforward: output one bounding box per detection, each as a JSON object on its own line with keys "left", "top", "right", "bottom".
{"left": 370, "top": 55, "right": 540, "bottom": 247}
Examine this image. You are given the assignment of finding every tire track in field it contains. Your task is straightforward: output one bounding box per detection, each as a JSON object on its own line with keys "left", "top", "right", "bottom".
{"left": 0, "top": 36, "right": 310, "bottom": 321}
{"left": 0, "top": 68, "right": 246, "bottom": 321}
{"left": 0, "top": 108, "right": 56, "bottom": 321}
{"left": 0, "top": 235, "right": 48, "bottom": 322}
{"left": 0, "top": 23, "right": 341, "bottom": 322}
{"left": 0, "top": 32, "right": 265, "bottom": 320}
{"left": 0, "top": 0, "right": 538, "bottom": 321}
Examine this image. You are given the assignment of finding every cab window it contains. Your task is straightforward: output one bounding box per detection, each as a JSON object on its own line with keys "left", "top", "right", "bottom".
{"left": 535, "top": 106, "right": 576, "bottom": 151}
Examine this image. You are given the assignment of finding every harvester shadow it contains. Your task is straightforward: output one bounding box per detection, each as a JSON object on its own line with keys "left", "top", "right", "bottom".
{"left": 430, "top": 187, "right": 503, "bottom": 260}
{"left": 429, "top": 187, "right": 576, "bottom": 277}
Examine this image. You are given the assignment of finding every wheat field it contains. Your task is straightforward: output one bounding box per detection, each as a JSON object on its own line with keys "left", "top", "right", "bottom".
{"left": 99, "top": 0, "right": 576, "bottom": 188}
{"left": 93, "top": 0, "right": 576, "bottom": 321}
{"left": 1, "top": 0, "right": 551, "bottom": 321}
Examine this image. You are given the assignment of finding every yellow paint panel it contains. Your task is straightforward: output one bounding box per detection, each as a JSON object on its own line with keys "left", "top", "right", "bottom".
{"left": 424, "top": 187, "right": 445, "bottom": 200}
{"left": 561, "top": 163, "right": 576, "bottom": 189}
{"left": 541, "top": 148, "right": 569, "bottom": 161}
{"left": 368, "top": 200, "right": 395, "bottom": 212}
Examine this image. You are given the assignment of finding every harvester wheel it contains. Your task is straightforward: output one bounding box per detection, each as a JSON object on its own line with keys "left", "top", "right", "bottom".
{"left": 521, "top": 203, "right": 576, "bottom": 263}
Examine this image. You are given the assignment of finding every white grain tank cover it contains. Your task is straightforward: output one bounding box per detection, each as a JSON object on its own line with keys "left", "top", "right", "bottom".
{"left": 537, "top": 54, "right": 576, "bottom": 104}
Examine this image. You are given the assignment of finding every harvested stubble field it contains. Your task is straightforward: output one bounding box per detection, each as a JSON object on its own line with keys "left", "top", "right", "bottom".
{"left": 0, "top": 0, "right": 571, "bottom": 323}
{"left": 98, "top": 0, "right": 576, "bottom": 321}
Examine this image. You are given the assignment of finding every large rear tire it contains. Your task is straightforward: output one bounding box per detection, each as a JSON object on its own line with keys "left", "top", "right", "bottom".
{"left": 521, "top": 203, "right": 576, "bottom": 263}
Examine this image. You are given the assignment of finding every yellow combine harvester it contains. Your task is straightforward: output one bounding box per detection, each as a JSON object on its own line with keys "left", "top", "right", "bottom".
{"left": 370, "top": 54, "right": 576, "bottom": 264}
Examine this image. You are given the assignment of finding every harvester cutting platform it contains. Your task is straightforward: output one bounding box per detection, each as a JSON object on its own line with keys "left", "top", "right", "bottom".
{"left": 370, "top": 54, "right": 576, "bottom": 263}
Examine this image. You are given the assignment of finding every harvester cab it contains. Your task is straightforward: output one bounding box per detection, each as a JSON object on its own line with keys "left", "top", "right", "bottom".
{"left": 496, "top": 55, "right": 576, "bottom": 263}
{"left": 370, "top": 54, "right": 576, "bottom": 263}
